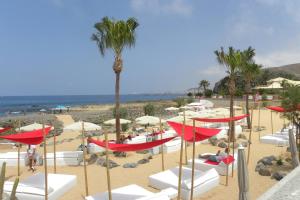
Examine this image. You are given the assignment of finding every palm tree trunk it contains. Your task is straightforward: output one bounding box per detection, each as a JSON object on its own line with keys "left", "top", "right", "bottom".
{"left": 114, "top": 55, "right": 122, "bottom": 142}
{"left": 229, "top": 78, "right": 235, "bottom": 142}
{"left": 115, "top": 72, "right": 121, "bottom": 141}
{"left": 245, "top": 81, "right": 251, "bottom": 129}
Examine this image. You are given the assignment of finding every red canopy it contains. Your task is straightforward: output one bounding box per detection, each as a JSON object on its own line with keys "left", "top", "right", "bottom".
{"left": 0, "top": 127, "right": 52, "bottom": 145}
{"left": 0, "top": 127, "right": 11, "bottom": 134}
{"left": 167, "top": 121, "right": 221, "bottom": 142}
{"left": 266, "top": 106, "right": 286, "bottom": 112}
{"left": 88, "top": 136, "right": 176, "bottom": 152}
{"left": 192, "top": 114, "right": 249, "bottom": 123}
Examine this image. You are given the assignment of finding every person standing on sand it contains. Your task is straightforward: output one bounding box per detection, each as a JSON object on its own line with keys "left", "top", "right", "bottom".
{"left": 27, "top": 144, "right": 37, "bottom": 172}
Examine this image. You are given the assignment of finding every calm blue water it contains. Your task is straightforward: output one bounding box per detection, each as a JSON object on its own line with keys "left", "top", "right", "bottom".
{"left": 0, "top": 94, "right": 181, "bottom": 115}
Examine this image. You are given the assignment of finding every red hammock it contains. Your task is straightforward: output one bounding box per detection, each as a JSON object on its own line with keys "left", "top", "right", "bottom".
{"left": 88, "top": 136, "right": 176, "bottom": 152}
{"left": 192, "top": 114, "right": 249, "bottom": 123}
{"left": 167, "top": 121, "right": 221, "bottom": 142}
{"left": 0, "top": 127, "right": 52, "bottom": 145}
{"left": 0, "top": 127, "right": 11, "bottom": 134}
{"left": 266, "top": 106, "right": 286, "bottom": 112}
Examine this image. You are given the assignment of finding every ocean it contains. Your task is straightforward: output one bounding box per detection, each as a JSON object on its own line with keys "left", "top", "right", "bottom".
{"left": 0, "top": 94, "right": 181, "bottom": 115}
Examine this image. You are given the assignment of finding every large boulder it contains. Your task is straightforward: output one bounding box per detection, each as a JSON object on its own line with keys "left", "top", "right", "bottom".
{"left": 97, "top": 158, "right": 119, "bottom": 169}
{"left": 123, "top": 163, "right": 138, "bottom": 168}
{"left": 259, "top": 168, "right": 271, "bottom": 176}
{"left": 88, "top": 154, "right": 98, "bottom": 165}
{"left": 255, "top": 162, "right": 265, "bottom": 172}
{"left": 258, "top": 157, "right": 274, "bottom": 166}
{"left": 218, "top": 141, "right": 227, "bottom": 148}
{"left": 137, "top": 158, "right": 149, "bottom": 164}
{"left": 271, "top": 171, "right": 287, "bottom": 181}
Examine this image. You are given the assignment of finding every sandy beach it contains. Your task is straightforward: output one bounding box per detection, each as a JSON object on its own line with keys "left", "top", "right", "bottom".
{"left": 0, "top": 108, "right": 290, "bottom": 200}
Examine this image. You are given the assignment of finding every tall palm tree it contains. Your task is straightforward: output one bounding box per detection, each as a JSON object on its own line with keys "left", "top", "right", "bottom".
{"left": 92, "top": 17, "right": 139, "bottom": 141}
{"left": 240, "top": 47, "right": 261, "bottom": 129}
{"left": 199, "top": 80, "right": 210, "bottom": 95}
{"left": 215, "top": 47, "right": 242, "bottom": 141}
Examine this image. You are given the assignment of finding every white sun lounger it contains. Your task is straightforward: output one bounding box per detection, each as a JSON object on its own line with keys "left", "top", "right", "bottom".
{"left": 88, "top": 143, "right": 105, "bottom": 154}
{"left": 4, "top": 173, "right": 77, "bottom": 200}
{"left": 0, "top": 152, "right": 27, "bottom": 166}
{"left": 125, "top": 135, "right": 147, "bottom": 144}
{"left": 161, "top": 137, "right": 182, "bottom": 153}
{"left": 148, "top": 166, "right": 219, "bottom": 200}
{"left": 85, "top": 184, "right": 177, "bottom": 200}
{"left": 187, "top": 153, "right": 237, "bottom": 176}
{"left": 260, "top": 135, "right": 289, "bottom": 146}
{"left": 46, "top": 151, "right": 83, "bottom": 166}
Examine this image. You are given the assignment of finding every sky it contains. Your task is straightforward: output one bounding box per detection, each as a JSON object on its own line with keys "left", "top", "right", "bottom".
{"left": 1, "top": 0, "right": 300, "bottom": 96}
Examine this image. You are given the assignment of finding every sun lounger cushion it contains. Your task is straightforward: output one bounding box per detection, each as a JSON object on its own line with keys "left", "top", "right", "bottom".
{"left": 188, "top": 153, "right": 237, "bottom": 176}
{"left": 4, "top": 173, "right": 76, "bottom": 200}
{"left": 85, "top": 184, "right": 171, "bottom": 200}
{"left": 148, "top": 166, "right": 219, "bottom": 200}
{"left": 46, "top": 151, "right": 83, "bottom": 166}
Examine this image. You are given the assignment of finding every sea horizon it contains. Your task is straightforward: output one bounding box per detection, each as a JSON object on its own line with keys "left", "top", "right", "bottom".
{"left": 0, "top": 93, "right": 183, "bottom": 116}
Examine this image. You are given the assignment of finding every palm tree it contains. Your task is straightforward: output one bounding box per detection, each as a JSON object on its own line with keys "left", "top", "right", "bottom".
{"left": 199, "top": 80, "right": 210, "bottom": 96}
{"left": 92, "top": 17, "right": 139, "bottom": 141}
{"left": 240, "top": 47, "right": 261, "bottom": 129}
{"left": 215, "top": 47, "right": 242, "bottom": 141}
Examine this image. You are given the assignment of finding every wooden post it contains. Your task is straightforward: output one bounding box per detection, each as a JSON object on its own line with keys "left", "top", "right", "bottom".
{"left": 159, "top": 118, "right": 165, "bottom": 171}
{"left": 247, "top": 106, "right": 254, "bottom": 164}
{"left": 190, "top": 119, "right": 196, "bottom": 200}
{"left": 81, "top": 122, "right": 89, "bottom": 196}
{"left": 258, "top": 103, "right": 261, "bottom": 139}
{"left": 104, "top": 131, "right": 112, "bottom": 200}
{"left": 42, "top": 122, "right": 48, "bottom": 200}
{"left": 226, "top": 121, "right": 231, "bottom": 186}
{"left": 271, "top": 111, "right": 274, "bottom": 135}
{"left": 17, "top": 120, "right": 21, "bottom": 177}
{"left": 53, "top": 132, "right": 56, "bottom": 174}
{"left": 177, "top": 110, "right": 186, "bottom": 200}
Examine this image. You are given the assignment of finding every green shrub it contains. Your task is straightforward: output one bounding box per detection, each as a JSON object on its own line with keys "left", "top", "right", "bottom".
{"left": 112, "top": 107, "right": 128, "bottom": 118}
{"left": 121, "top": 123, "right": 129, "bottom": 132}
{"left": 143, "top": 103, "right": 155, "bottom": 116}
{"left": 276, "top": 158, "right": 283, "bottom": 166}
{"left": 205, "top": 89, "right": 213, "bottom": 98}
{"left": 187, "top": 97, "right": 194, "bottom": 104}
{"left": 187, "top": 92, "right": 193, "bottom": 97}
{"left": 173, "top": 98, "right": 186, "bottom": 108}
{"left": 195, "top": 92, "right": 203, "bottom": 97}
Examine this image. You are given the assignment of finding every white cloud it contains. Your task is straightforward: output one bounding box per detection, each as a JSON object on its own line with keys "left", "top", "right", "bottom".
{"left": 130, "top": 0, "right": 192, "bottom": 16}
{"left": 255, "top": 49, "right": 300, "bottom": 67}
{"left": 256, "top": 0, "right": 300, "bottom": 22}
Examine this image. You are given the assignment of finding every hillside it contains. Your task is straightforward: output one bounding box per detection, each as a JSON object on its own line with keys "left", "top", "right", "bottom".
{"left": 266, "top": 63, "right": 300, "bottom": 78}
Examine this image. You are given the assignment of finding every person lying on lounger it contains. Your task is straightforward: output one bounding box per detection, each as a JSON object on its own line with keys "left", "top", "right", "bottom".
{"left": 199, "top": 148, "right": 229, "bottom": 162}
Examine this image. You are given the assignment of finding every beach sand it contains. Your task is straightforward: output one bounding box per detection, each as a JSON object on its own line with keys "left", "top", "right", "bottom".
{"left": 2, "top": 109, "right": 288, "bottom": 200}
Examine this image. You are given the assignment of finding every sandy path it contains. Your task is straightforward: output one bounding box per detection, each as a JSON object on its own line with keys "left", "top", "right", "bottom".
{"left": 3, "top": 109, "right": 291, "bottom": 200}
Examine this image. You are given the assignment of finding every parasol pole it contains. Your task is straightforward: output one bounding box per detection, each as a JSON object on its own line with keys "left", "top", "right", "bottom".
{"left": 226, "top": 121, "right": 231, "bottom": 186}
{"left": 258, "top": 102, "right": 261, "bottom": 139}
{"left": 42, "top": 120, "right": 48, "bottom": 200}
{"left": 81, "top": 122, "right": 89, "bottom": 196}
{"left": 159, "top": 118, "right": 165, "bottom": 171}
{"left": 104, "top": 130, "right": 112, "bottom": 200}
{"left": 190, "top": 119, "right": 196, "bottom": 200}
{"left": 177, "top": 109, "right": 186, "bottom": 200}
{"left": 247, "top": 106, "right": 254, "bottom": 164}
{"left": 17, "top": 120, "right": 21, "bottom": 177}
{"left": 271, "top": 110, "right": 274, "bottom": 135}
{"left": 53, "top": 130, "right": 56, "bottom": 173}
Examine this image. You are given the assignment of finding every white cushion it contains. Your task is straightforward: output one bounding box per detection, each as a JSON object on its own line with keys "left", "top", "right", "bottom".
{"left": 4, "top": 182, "right": 54, "bottom": 196}
{"left": 182, "top": 168, "right": 219, "bottom": 190}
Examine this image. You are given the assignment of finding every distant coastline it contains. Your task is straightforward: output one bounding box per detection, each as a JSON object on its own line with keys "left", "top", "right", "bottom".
{"left": 0, "top": 94, "right": 183, "bottom": 116}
